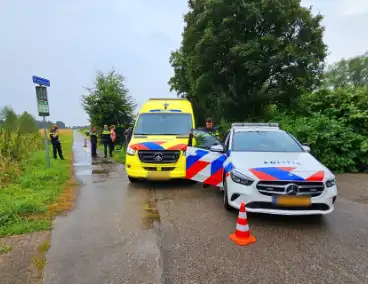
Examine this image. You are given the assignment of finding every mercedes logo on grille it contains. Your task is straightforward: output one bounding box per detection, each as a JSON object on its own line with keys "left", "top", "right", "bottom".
{"left": 154, "top": 152, "right": 163, "bottom": 162}
{"left": 285, "top": 183, "right": 299, "bottom": 195}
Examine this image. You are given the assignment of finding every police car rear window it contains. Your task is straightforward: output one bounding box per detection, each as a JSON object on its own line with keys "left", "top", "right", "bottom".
{"left": 232, "top": 131, "right": 303, "bottom": 152}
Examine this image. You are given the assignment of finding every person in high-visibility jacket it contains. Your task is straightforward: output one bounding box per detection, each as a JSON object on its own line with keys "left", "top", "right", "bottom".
{"left": 49, "top": 125, "right": 64, "bottom": 160}
{"left": 90, "top": 126, "right": 98, "bottom": 158}
{"left": 101, "top": 125, "right": 112, "bottom": 158}
{"left": 199, "top": 117, "right": 220, "bottom": 139}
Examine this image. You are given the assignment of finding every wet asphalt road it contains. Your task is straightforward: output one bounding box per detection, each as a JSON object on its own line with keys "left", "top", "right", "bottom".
{"left": 44, "top": 131, "right": 368, "bottom": 284}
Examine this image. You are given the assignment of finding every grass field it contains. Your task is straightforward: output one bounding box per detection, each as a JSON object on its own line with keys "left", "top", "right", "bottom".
{"left": 98, "top": 143, "right": 126, "bottom": 163}
{"left": 0, "top": 129, "right": 75, "bottom": 237}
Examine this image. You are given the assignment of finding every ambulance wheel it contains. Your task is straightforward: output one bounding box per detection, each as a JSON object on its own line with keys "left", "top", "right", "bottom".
{"left": 223, "top": 179, "right": 232, "bottom": 211}
{"left": 128, "top": 176, "right": 139, "bottom": 183}
{"left": 185, "top": 179, "right": 197, "bottom": 185}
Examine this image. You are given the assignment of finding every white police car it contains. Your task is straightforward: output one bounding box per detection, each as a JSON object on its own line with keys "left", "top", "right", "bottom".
{"left": 186, "top": 123, "right": 337, "bottom": 215}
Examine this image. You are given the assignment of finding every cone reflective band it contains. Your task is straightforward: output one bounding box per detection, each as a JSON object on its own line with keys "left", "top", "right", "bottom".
{"left": 229, "top": 202, "right": 256, "bottom": 246}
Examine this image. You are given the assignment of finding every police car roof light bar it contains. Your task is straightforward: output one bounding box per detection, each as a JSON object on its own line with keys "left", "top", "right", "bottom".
{"left": 231, "top": 122, "right": 279, "bottom": 128}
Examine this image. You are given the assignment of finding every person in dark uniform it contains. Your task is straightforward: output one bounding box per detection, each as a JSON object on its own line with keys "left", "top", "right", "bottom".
{"left": 101, "top": 124, "right": 111, "bottom": 158}
{"left": 90, "top": 126, "right": 98, "bottom": 157}
{"left": 50, "top": 125, "right": 64, "bottom": 160}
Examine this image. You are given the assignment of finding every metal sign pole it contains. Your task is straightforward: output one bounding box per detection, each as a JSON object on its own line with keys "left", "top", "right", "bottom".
{"left": 33, "top": 75, "right": 51, "bottom": 168}
{"left": 43, "top": 114, "right": 50, "bottom": 168}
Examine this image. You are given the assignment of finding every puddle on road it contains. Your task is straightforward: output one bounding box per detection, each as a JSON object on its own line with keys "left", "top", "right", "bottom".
{"left": 74, "top": 165, "right": 92, "bottom": 176}
{"left": 92, "top": 159, "right": 113, "bottom": 165}
{"left": 142, "top": 190, "right": 161, "bottom": 229}
{"left": 92, "top": 169, "right": 110, "bottom": 175}
{"left": 73, "top": 162, "right": 91, "bottom": 167}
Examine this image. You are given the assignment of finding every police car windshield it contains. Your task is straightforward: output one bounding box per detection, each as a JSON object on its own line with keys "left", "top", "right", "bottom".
{"left": 232, "top": 130, "right": 303, "bottom": 152}
{"left": 134, "top": 113, "right": 192, "bottom": 135}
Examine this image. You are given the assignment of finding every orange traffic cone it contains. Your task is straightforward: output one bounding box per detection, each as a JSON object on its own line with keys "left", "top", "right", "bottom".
{"left": 229, "top": 202, "right": 256, "bottom": 246}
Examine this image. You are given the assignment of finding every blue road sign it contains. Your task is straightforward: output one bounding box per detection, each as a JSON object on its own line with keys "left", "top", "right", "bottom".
{"left": 32, "top": 75, "right": 50, "bottom": 87}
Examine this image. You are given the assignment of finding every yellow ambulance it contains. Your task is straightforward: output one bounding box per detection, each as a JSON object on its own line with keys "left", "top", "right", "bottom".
{"left": 125, "top": 98, "right": 195, "bottom": 182}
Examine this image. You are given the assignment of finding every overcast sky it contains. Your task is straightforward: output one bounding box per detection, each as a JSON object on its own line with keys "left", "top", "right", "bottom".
{"left": 1, "top": 0, "right": 367, "bottom": 126}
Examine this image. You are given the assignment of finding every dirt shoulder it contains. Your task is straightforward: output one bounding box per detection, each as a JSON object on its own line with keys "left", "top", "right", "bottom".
{"left": 0, "top": 231, "right": 50, "bottom": 284}
{"left": 336, "top": 173, "right": 368, "bottom": 203}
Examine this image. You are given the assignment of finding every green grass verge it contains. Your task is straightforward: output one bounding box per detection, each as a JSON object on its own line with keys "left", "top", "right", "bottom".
{"left": 78, "top": 128, "right": 89, "bottom": 135}
{"left": 98, "top": 143, "right": 126, "bottom": 163}
{"left": 32, "top": 239, "right": 51, "bottom": 273}
{"left": 0, "top": 245, "right": 12, "bottom": 255}
{"left": 0, "top": 130, "right": 74, "bottom": 237}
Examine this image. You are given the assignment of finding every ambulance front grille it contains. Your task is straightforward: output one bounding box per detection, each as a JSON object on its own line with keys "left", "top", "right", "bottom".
{"left": 256, "top": 181, "right": 325, "bottom": 197}
{"left": 143, "top": 167, "right": 175, "bottom": 171}
{"left": 138, "top": 150, "right": 180, "bottom": 164}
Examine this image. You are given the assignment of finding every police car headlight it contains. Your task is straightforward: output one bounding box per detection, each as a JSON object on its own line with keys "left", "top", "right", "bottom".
{"left": 325, "top": 177, "right": 336, "bottom": 188}
{"left": 126, "top": 146, "right": 136, "bottom": 156}
{"left": 230, "top": 170, "right": 254, "bottom": 186}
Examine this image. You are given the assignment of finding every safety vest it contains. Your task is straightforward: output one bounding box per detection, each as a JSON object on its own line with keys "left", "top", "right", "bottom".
{"left": 208, "top": 129, "right": 220, "bottom": 138}
{"left": 50, "top": 130, "right": 60, "bottom": 143}
{"left": 101, "top": 130, "right": 111, "bottom": 143}
{"left": 201, "top": 127, "right": 220, "bottom": 139}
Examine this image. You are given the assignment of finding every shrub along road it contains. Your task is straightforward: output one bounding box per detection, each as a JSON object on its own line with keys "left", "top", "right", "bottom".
{"left": 42, "top": 131, "right": 368, "bottom": 284}
{"left": 0, "top": 129, "right": 75, "bottom": 237}
{"left": 0, "top": 129, "right": 75, "bottom": 284}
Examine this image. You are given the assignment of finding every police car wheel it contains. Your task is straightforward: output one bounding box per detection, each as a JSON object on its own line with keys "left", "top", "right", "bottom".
{"left": 223, "top": 179, "right": 232, "bottom": 211}
{"left": 128, "top": 176, "right": 139, "bottom": 183}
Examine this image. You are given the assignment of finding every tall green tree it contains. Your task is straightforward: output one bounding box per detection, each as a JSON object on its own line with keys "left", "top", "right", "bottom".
{"left": 56, "top": 121, "right": 66, "bottom": 129}
{"left": 82, "top": 70, "right": 136, "bottom": 127}
{"left": 18, "top": 112, "right": 39, "bottom": 133}
{"left": 169, "top": 0, "right": 327, "bottom": 124}
{"left": 1, "top": 106, "right": 18, "bottom": 131}
{"left": 324, "top": 52, "right": 368, "bottom": 89}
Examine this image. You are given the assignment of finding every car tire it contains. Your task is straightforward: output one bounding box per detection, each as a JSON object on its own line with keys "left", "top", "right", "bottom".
{"left": 223, "top": 178, "right": 232, "bottom": 211}
{"left": 128, "top": 176, "right": 139, "bottom": 183}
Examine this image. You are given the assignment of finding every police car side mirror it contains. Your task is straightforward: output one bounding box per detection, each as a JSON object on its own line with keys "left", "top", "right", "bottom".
{"left": 210, "top": 144, "right": 224, "bottom": 153}
{"left": 302, "top": 144, "right": 310, "bottom": 152}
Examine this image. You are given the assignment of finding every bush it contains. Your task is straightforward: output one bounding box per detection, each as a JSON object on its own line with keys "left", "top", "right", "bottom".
{"left": 275, "top": 114, "right": 367, "bottom": 173}
{"left": 215, "top": 87, "right": 368, "bottom": 173}
{"left": 0, "top": 107, "right": 42, "bottom": 187}
{"left": 271, "top": 87, "right": 368, "bottom": 173}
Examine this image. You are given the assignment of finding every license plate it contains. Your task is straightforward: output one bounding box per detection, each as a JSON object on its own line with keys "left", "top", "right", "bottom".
{"left": 273, "top": 196, "right": 311, "bottom": 207}
{"left": 147, "top": 172, "right": 170, "bottom": 181}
